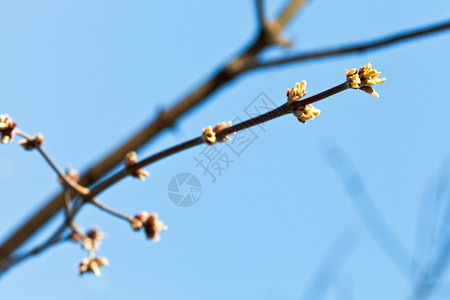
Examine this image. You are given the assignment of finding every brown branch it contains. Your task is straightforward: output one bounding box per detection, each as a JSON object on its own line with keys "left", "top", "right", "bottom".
{"left": 248, "top": 19, "right": 450, "bottom": 70}
{"left": 0, "top": 0, "right": 307, "bottom": 263}
{"left": 63, "top": 186, "right": 71, "bottom": 218}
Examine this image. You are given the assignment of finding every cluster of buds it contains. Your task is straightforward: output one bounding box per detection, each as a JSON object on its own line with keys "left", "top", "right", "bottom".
{"left": 202, "top": 121, "right": 234, "bottom": 145}
{"left": 294, "top": 104, "right": 321, "bottom": 123}
{"left": 79, "top": 257, "right": 109, "bottom": 277}
{"left": 74, "top": 228, "right": 104, "bottom": 251}
{"left": 286, "top": 81, "right": 321, "bottom": 123}
{"left": 124, "top": 151, "right": 150, "bottom": 181}
{"left": 346, "top": 63, "right": 386, "bottom": 97}
{"left": 19, "top": 133, "right": 44, "bottom": 150}
{"left": 131, "top": 211, "right": 168, "bottom": 241}
{"left": 0, "top": 114, "right": 17, "bottom": 144}
{"left": 287, "top": 80, "right": 307, "bottom": 104}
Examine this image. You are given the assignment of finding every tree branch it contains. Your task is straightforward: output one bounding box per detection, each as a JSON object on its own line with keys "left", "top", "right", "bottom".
{"left": 248, "top": 20, "right": 450, "bottom": 70}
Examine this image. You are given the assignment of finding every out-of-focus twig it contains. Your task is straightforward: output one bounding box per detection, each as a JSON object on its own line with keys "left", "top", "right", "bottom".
{"left": 321, "top": 141, "right": 420, "bottom": 279}
{"left": 411, "top": 159, "right": 450, "bottom": 299}
{"left": 413, "top": 158, "right": 450, "bottom": 271}
{"left": 300, "top": 225, "right": 361, "bottom": 300}
{"left": 255, "top": 0, "right": 265, "bottom": 28}
{"left": 0, "top": 234, "right": 68, "bottom": 274}
{"left": 89, "top": 199, "right": 134, "bottom": 224}
{"left": 14, "top": 129, "right": 89, "bottom": 196}
{"left": 410, "top": 235, "right": 450, "bottom": 300}
{"left": 248, "top": 20, "right": 450, "bottom": 70}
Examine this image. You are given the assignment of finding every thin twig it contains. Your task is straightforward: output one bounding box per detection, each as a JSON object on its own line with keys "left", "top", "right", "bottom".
{"left": 13, "top": 129, "right": 90, "bottom": 196}
{"left": 300, "top": 226, "right": 361, "bottom": 300}
{"left": 321, "top": 141, "right": 421, "bottom": 279}
{"left": 217, "top": 82, "right": 348, "bottom": 138}
{"left": 255, "top": 0, "right": 265, "bottom": 28}
{"left": 89, "top": 198, "right": 134, "bottom": 223}
{"left": 410, "top": 169, "right": 450, "bottom": 300}
{"left": 249, "top": 20, "right": 450, "bottom": 70}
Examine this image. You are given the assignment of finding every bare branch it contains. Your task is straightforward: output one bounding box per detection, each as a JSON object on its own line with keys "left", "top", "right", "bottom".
{"left": 249, "top": 20, "right": 450, "bottom": 70}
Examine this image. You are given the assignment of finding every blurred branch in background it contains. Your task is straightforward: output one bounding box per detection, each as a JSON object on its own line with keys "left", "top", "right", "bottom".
{"left": 255, "top": 0, "right": 265, "bottom": 29}
{"left": 300, "top": 225, "right": 362, "bottom": 300}
{"left": 411, "top": 157, "right": 450, "bottom": 299}
{"left": 247, "top": 20, "right": 450, "bottom": 70}
{"left": 320, "top": 140, "right": 420, "bottom": 279}
{"left": 414, "top": 157, "right": 450, "bottom": 268}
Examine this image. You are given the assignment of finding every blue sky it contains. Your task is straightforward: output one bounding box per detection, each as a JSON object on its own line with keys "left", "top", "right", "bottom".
{"left": 1, "top": 1, "right": 450, "bottom": 299}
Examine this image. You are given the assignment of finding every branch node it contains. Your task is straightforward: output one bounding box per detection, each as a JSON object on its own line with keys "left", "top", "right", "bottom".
{"left": 19, "top": 133, "right": 44, "bottom": 150}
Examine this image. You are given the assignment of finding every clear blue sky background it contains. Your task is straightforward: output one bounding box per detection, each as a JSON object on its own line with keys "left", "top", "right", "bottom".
{"left": 1, "top": 1, "right": 450, "bottom": 299}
